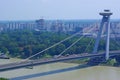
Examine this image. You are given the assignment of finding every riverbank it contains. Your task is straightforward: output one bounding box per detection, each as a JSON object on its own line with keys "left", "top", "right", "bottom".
{"left": 1, "top": 58, "right": 120, "bottom": 80}
{"left": 65, "top": 58, "right": 120, "bottom": 67}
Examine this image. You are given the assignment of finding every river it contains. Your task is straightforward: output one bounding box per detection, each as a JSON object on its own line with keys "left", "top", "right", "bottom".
{"left": 0, "top": 59, "right": 120, "bottom": 80}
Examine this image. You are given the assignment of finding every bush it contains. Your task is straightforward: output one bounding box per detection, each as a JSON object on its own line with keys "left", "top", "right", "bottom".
{"left": 0, "top": 78, "right": 8, "bottom": 80}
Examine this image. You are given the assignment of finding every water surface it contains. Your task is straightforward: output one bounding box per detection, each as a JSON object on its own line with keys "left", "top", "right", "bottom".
{"left": 0, "top": 59, "right": 120, "bottom": 80}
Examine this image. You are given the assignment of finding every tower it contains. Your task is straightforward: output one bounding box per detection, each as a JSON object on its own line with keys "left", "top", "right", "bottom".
{"left": 93, "top": 10, "right": 113, "bottom": 60}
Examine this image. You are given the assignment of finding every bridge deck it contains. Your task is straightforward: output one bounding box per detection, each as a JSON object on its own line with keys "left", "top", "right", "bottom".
{"left": 0, "top": 50, "right": 120, "bottom": 72}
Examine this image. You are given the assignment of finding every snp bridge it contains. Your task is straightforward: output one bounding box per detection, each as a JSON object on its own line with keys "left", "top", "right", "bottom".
{"left": 1, "top": 10, "right": 120, "bottom": 72}
{"left": 0, "top": 50, "right": 120, "bottom": 72}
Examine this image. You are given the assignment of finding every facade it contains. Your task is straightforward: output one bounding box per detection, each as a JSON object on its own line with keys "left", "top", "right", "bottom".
{"left": 0, "top": 21, "right": 37, "bottom": 32}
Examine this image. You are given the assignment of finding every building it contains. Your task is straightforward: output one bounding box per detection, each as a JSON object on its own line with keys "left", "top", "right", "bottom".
{"left": 0, "top": 19, "right": 120, "bottom": 36}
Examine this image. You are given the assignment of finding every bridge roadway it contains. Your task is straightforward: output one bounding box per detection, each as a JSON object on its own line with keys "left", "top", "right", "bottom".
{"left": 0, "top": 50, "right": 120, "bottom": 72}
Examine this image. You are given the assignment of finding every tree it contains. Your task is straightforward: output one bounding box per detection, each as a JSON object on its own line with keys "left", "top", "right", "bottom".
{"left": 0, "top": 78, "right": 9, "bottom": 80}
{"left": 0, "top": 30, "right": 119, "bottom": 59}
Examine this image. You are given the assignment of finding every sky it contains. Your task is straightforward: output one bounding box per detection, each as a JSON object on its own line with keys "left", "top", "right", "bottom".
{"left": 0, "top": 0, "right": 120, "bottom": 20}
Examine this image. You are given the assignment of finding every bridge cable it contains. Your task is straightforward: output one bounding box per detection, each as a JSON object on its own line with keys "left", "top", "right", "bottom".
{"left": 84, "top": 38, "right": 95, "bottom": 53}
{"left": 24, "top": 31, "right": 82, "bottom": 60}
{"left": 57, "top": 34, "right": 85, "bottom": 57}
{"left": 111, "top": 26, "right": 120, "bottom": 49}
{"left": 57, "top": 27, "right": 95, "bottom": 57}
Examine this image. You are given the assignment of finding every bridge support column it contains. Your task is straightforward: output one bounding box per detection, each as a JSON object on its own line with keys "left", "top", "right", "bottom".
{"left": 93, "top": 10, "right": 112, "bottom": 60}
{"left": 115, "top": 55, "right": 120, "bottom": 66}
{"left": 105, "top": 18, "right": 110, "bottom": 60}
{"left": 87, "top": 57, "right": 105, "bottom": 66}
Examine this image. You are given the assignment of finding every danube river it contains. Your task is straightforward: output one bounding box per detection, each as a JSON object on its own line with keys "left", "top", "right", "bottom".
{"left": 0, "top": 59, "right": 120, "bottom": 80}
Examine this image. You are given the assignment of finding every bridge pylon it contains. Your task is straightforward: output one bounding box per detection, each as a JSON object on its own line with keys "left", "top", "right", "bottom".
{"left": 93, "top": 10, "right": 113, "bottom": 60}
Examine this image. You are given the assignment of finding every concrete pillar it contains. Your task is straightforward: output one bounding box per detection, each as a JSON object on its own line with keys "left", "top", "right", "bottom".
{"left": 93, "top": 10, "right": 112, "bottom": 60}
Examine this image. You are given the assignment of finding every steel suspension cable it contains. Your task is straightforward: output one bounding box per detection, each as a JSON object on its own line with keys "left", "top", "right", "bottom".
{"left": 111, "top": 26, "right": 120, "bottom": 48}
{"left": 57, "top": 35, "right": 85, "bottom": 57}
{"left": 57, "top": 27, "right": 95, "bottom": 57}
{"left": 84, "top": 38, "right": 95, "bottom": 53}
{"left": 25, "top": 31, "right": 82, "bottom": 60}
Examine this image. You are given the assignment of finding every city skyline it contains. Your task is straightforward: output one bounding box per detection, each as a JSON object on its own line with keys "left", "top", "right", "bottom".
{"left": 0, "top": 0, "right": 120, "bottom": 20}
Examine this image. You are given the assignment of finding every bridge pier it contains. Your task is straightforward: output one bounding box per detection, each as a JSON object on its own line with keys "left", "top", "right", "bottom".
{"left": 93, "top": 10, "right": 112, "bottom": 60}
{"left": 87, "top": 57, "right": 105, "bottom": 66}
{"left": 114, "top": 55, "right": 120, "bottom": 66}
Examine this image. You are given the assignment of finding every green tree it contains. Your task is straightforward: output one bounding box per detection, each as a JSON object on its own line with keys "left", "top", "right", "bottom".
{"left": 0, "top": 78, "right": 9, "bottom": 80}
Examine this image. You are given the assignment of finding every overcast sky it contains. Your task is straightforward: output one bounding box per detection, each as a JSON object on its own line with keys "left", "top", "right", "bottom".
{"left": 0, "top": 0, "right": 120, "bottom": 20}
